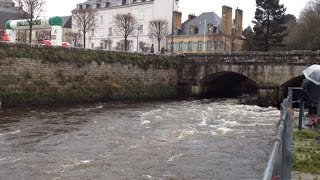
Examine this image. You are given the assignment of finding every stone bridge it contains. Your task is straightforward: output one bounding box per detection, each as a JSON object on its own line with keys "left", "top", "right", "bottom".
{"left": 177, "top": 51, "right": 320, "bottom": 106}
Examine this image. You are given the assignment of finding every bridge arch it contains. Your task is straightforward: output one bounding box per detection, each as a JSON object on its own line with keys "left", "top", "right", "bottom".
{"left": 196, "top": 71, "right": 259, "bottom": 99}
{"left": 279, "top": 75, "right": 305, "bottom": 101}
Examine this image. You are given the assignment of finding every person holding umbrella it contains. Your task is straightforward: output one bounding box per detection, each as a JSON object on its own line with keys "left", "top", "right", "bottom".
{"left": 301, "top": 65, "right": 320, "bottom": 127}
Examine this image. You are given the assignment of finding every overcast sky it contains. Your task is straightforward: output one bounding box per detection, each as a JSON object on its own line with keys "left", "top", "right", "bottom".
{"left": 45, "top": 0, "right": 310, "bottom": 27}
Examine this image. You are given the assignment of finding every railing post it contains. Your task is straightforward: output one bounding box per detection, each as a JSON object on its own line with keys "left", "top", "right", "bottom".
{"left": 298, "top": 95, "right": 304, "bottom": 130}
{"left": 282, "top": 90, "right": 293, "bottom": 180}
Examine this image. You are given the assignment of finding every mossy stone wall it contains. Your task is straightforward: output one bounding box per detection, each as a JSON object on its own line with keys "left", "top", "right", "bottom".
{"left": 0, "top": 42, "right": 177, "bottom": 107}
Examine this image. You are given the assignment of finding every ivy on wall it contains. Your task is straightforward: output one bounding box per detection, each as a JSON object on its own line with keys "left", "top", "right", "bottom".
{"left": 0, "top": 42, "right": 177, "bottom": 70}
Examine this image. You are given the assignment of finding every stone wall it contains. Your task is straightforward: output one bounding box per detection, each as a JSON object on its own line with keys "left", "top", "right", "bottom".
{"left": 0, "top": 42, "right": 178, "bottom": 107}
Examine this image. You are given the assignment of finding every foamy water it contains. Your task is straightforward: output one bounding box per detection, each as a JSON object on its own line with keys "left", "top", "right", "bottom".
{"left": 0, "top": 99, "right": 278, "bottom": 179}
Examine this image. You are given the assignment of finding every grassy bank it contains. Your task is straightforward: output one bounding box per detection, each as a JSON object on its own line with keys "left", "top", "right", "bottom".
{"left": 292, "top": 129, "right": 320, "bottom": 174}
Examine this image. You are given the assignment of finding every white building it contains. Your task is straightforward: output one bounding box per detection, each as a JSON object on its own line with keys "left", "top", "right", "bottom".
{"left": 73, "top": 0, "right": 179, "bottom": 53}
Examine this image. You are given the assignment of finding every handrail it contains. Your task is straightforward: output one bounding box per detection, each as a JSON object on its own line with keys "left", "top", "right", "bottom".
{"left": 263, "top": 88, "right": 293, "bottom": 180}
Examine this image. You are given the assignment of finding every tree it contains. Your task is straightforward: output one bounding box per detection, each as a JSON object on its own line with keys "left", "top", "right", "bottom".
{"left": 72, "top": 8, "right": 96, "bottom": 48}
{"left": 285, "top": 0, "right": 320, "bottom": 50}
{"left": 14, "top": 0, "right": 45, "bottom": 43}
{"left": 252, "top": 0, "right": 287, "bottom": 51}
{"left": 113, "top": 13, "right": 137, "bottom": 51}
{"left": 242, "top": 26, "right": 255, "bottom": 51}
{"left": 148, "top": 19, "right": 168, "bottom": 52}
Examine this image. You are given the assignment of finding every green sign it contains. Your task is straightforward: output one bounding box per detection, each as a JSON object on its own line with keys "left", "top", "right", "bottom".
{"left": 17, "top": 19, "right": 42, "bottom": 27}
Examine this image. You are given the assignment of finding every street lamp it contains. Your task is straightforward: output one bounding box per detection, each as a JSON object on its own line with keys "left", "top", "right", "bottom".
{"left": 171, "top": 0, "right": 175, "bottom": 54}
{"left": 136, "top": 26, "right": 140, "bottom": 52}
{"left": 200, "top": 19, "right": 206, "bottom": 52}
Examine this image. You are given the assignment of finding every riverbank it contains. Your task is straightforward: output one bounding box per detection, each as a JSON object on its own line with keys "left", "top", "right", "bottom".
{"left": 292, "top": 128, "right": 320, "bottom": 179}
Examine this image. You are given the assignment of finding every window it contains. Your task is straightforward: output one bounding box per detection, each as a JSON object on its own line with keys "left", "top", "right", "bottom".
{"left": 100, "top": 28, "right": 104, "bottom": 37}
{"left": 207, "top": 41, "right": 213, "bottom": 50}
{"left": 91, "top": 29, "right": 95, "bottom": 37}
{"left": 213, "top": 26, "right": 217, "bottom": 33}
{"left": 220, "top": 41, "right": 225, "bottom": 50}
{"left": 197, "top": 41, "right": 202, "bottom": 51}
{"left": 108, "top": 15, "right": 113, "bottom": 24}
{"left": 91, "top": 43, "right": 95, "bottom": 49}
{"left": 207, "top": 24, "right": 214, "bottom": 34}
{"left": 194, "top": 27, "right": 199, "bottom": 34}
{"left": 108, "top": 28, "right": 113, "bottom": 36}
{"left": 173, "top": 43, "right": 178, "bottom": 52}
{"left": 139, "top": 25, "right": 143, "bottom": 34}
{"left": 188, "top": 26, "right": 194, "bottom": 35}
{"left": 139, "top": 11, "right": 144, "bottom": 20}
{"left": 179, "top": 42, "right": 183, "bottom": 51}
{"left": 188, "top": 41, "right": 193, "bottom": 51}
{"left": 100, "top": 16, "right": 103, "bottom": 23}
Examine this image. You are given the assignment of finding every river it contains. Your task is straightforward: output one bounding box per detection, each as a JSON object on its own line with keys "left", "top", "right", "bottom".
{"left": 0, "top": 99, "right": 279, "bottom": 180}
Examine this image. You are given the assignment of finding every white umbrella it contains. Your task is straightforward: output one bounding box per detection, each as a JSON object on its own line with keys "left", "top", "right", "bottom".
{"left": 303, "top": 64, "right": 320, "bottom": 85}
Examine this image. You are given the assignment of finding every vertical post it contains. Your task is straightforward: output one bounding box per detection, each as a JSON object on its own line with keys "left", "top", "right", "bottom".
{"left": 136, "top": 26, "right": 139, "bottom": 52}
{"left": 281, "top": 89, "right": 293, "bottom": 180}
{"left": 299, "top": 95, "right": 304, "bottom": 130}
{"left": 203, "top": 19, "right": 206, "bottom": 52}
{"left": 282, "top": 107, "right": 292, "bottom": 180}
{"left": 171, "top": 0, "right": 174, "bottom": 54}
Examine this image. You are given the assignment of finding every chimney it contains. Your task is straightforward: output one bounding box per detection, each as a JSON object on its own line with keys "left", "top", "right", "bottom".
{"left": 188, "top": 14, "right": 196, "bottom": 21}
{"left": 235, "top": 8, "right": 243, "bottom": 37}
{"left": 174, "top": 11, "right": 182, "bottom": 29}
{"left": 221, "top": 6, "right": 232, "bottom": 36}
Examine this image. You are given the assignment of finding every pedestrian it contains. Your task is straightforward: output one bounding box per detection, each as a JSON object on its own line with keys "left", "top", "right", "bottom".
{"left": 160, "top": 46, "right": 167, "bottom": 54}
{"left": 150, "top": 44, "right": 154, "bottom": 54}
{"left": 301, "top": 79, "right": 319, "bottom": 126}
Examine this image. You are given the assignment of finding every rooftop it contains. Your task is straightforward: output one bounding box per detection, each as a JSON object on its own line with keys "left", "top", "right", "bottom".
{"left": 179, "top": 12, "right": 222, "bottom": 35}
{"left": 76, "top": 0, "right": 155, "bottom": 10}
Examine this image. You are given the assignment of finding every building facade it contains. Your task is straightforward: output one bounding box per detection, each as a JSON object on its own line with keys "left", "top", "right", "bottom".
{"left": 73, "top": 0, "right": 179, "bottom": 53}
{"left": 168, "top": 6, "right": 244, "bottom": 54}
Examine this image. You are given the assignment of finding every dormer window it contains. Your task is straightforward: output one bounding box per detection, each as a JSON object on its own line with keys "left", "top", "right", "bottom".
{"left": 188, "top": 26, "right": 199, "bottom": 35}
{"left": 188, "top": 26, "right": 194, "bottom": 35}
{"left": 207, "top": 23, "right": 213, "bottom": 34}
{"left": 194, "top": 26, "right": 199, "bottom": 34}
{"left": 92, "top": 3, "right": 97, "bottom": 9}
{"left": 213, "top": 26, "right": 217, "bottom": 33}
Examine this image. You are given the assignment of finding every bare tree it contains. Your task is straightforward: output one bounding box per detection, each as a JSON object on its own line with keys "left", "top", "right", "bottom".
{"left": 148, "top": 19, "right": 168, "bottom": 52}
{"left": 14, "top": 0, "right": 45, "bottom": 43}
{"left": 113, "top": 13, "right": 137, "bottom": 51}
{"left": 72, "top": 8, "right": 96, "bottom": 48}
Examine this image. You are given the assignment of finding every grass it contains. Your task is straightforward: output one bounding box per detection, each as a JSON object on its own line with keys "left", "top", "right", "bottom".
{"left": 292, "top": 129, "right": 320, "bottom": 174}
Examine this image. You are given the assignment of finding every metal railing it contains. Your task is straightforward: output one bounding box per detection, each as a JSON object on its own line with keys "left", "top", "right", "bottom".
{"left": 263, "top": 88, "right": 293, "bottom": 180}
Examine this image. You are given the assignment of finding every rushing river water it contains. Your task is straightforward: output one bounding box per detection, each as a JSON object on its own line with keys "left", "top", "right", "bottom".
{"left": 0, "top": 99, "right": 279, "bottom": 180}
